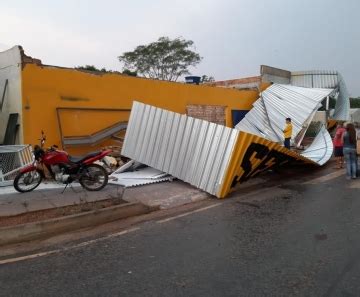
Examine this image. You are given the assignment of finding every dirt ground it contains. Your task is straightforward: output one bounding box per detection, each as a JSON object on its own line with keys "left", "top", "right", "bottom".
{"left": 0, "top": 197, "right": 126, "bottom": 228}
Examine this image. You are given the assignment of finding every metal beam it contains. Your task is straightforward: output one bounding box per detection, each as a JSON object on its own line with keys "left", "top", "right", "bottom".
{"left": 0, "top": 79, "right": 8, "bottom": 111}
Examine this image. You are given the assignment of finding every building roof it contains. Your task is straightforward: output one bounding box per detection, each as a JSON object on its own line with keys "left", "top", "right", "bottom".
{"left": 235, "top": 84, "right": 334, "bottom": 142}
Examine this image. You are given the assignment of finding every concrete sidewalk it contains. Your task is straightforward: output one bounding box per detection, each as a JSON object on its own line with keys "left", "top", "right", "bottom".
{"left": 0, "top": 161, "right": 329, "bottom": 218}
{"left": 0, "top": 180, "right": 212, "bottom": 217}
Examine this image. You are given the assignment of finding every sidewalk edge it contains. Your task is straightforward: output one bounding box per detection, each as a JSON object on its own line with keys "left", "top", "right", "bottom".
{"left": 0, "top": 202, "right": 156, "bottom": 246}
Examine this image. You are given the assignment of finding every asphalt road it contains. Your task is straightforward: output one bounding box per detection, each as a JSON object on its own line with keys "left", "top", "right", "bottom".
{"left": 1, "top": 167, "right": 360, "bottom": 296}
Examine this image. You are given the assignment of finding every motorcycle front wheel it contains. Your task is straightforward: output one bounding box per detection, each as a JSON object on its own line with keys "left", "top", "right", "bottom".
{"left": 79, "top": 164, "right": 108, "bottom": 191}
{"left": 14, "top": 170, "right": 43, "bottom": 193}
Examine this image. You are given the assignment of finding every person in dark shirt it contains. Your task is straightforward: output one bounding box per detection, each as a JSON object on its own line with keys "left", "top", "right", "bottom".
{"left": 342, "top": 123, "right": 357, "bottom": 179}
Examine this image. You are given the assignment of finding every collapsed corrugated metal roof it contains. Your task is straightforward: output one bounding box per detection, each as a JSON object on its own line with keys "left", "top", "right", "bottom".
{"left": 235, "top": 84, "right": 334, "bottom": 142}
{"left": 332, "top": 74, "right": 350, "bottom": 121}
{"left": 235, "top": 83, "right": 334, "bottom": 167}
{"left": 213, "top": 65, "right": 350, "bottom": 122}
{"left": 290, "top": 70, "right": 350, "bottom": 121}
{"left": 291, "top": 70, "right": 339, "bottom": 88}
{"left": 122, "top": 102, "right": 318, "bottom": 198}
{"left": 122, "top": 101, "right": 239, "bottom": 196}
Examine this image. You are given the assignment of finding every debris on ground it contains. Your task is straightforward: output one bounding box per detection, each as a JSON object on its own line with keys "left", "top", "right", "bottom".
{"left": 121, "top": 101, "right": 319, "bottom": 198}
{"left": 109, "top": 161, "right": 173, "bottom": 187}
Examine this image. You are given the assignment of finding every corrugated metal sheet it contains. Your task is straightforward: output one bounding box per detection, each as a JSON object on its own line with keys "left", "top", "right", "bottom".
{"left": 122, "top": 101, "right": 239, "bottom": 196}
{"left": 110, "top": 167, "right": 168, "bottom": 179}
{"left": 291, "top": 70, "right": 339, "bottom": 88}
{"left": 235, "top": 84, "right": 334, "bottom": 143}
{"left": 332, "top": 73, "right": 350, "bottom": 121}
{"left": 122, "top": 102, "right": 321, "bottom": 198}
{"left": 300, "top": 126, "right": 333, "bottom": 165}
{"left": 109, "top": 177, "right": 172, "bottom": 187}
{"left": 109, "top": 167, "right": 172, "bottom": 187}
{"left": 290, "top": 71, "right": 350, "bottom": 121}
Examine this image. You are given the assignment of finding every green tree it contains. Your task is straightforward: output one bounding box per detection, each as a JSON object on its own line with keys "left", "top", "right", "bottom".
{"left": 75, "top": 65, "right": 103, "bottom": 72}
{"left": 118, "top": 37, "right": 202, "bottom": 81}
{"left": 350, "top": 97, "right": 360, "bottom": 108}
{"left": 318, "top": 97, "right": 360, "bottom": 111}
{"left": 122, "top": 69, "right": 138, "bottom": 77}
{"left": 75, "top": 65, "right": 137, "bottom": 76}
{"left": 201, "top": 75, "right": 215, "bottom": 83}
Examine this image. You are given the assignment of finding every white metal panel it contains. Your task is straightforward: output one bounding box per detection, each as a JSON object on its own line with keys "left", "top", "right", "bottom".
{"left": 290, "top": 71, "right": 350, "bottom": 121}
{"left": 300, "top": 126, "right": 333, "bottom": 165}
{"left": 121, "top": 101, "right": 240, "bottom": 195}
{"left": 109, "top": 166, "right": 172, "bottom": 187}
{"left": 109, "top": 177, "right": 172, "bottom": 187}
{"left": 332, "top": 74, "right": 350, "bottom": 121}
{"left": 110, "top": 167, "right": 168, "bottom": 180}
{"left": 291, "top": 70, "right": 339, "bottom": 88}
{"left": 235, "top": 84, "right": 334, "bottom": 143}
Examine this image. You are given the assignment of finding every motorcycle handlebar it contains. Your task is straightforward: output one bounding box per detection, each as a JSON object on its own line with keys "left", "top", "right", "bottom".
{"left": 38, "top": 131, "right": 46, "bottom": 148}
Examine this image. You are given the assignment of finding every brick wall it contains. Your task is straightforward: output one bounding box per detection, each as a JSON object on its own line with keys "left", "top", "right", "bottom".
{"left": 186, "top": 104, "right": 226, "bottom": 125}
{"left": 206, "top": 76, "right": 261, "bottom": 89}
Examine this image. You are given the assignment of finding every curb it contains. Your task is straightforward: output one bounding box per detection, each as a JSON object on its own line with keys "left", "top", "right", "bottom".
{"left": 0, "top": 202, "right": 156, "bottom": 246}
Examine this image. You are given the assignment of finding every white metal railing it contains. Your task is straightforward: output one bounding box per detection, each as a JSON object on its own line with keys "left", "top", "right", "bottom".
{"left": 0, "top": 145, "right": 33, "bottom": 186}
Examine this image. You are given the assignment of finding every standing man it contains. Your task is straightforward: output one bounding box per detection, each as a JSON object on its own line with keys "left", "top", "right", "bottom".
{"left": 283, "top": 117, "right": 293, "bottom": 149}
{"left": 333, "top": 123, "right": 346, "bottom": 169}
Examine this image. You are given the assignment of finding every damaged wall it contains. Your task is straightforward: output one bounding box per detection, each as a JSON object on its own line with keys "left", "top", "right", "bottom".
{"left": 207, "top": 76, "right": 262, "bottom": 90}
{"left": 21, "top": 61, "right": 259, "bottom": 154}
{"left": 0, "top": 46, "right": 23, "bottom": 144}
{"left": 186, "top": 104, "right": 226, "bottom": 125}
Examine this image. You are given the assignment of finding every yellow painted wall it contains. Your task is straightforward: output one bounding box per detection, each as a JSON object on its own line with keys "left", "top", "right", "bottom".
{"left": 217, "top": 131, "right": 315, "bottom": 198}
{"left": 22, "top": 63, "right": 259, "bottom": 155}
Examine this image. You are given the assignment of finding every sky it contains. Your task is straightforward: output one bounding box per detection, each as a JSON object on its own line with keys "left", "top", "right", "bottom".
{"left": 1, "top": 0, "right": 359, "bottom": 95}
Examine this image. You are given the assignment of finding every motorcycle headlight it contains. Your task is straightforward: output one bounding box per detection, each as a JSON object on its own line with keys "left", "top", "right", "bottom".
{"left": 33, "top": 145, "right": 45, "bottom": 161}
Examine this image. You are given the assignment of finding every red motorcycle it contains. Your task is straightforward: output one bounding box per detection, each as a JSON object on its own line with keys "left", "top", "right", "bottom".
{"left": 14, "top": 131, "right": 112, "bottom": 193}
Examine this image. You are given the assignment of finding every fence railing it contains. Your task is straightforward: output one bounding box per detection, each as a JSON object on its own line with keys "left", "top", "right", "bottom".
{"left": 0, "top": 145, "right": 33, "bottom": 187}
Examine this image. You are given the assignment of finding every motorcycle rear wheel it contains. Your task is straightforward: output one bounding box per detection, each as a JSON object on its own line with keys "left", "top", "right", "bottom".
{"left": 79, "top": 164, "right": 108, "bottom": 191}
{"left": 14, "top": 170, "right": 43, "bottom": 193}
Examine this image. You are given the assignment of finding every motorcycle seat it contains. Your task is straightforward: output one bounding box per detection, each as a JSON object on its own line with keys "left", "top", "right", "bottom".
{"left": 69, "top": 151, "right": 102, "bottom": 163}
